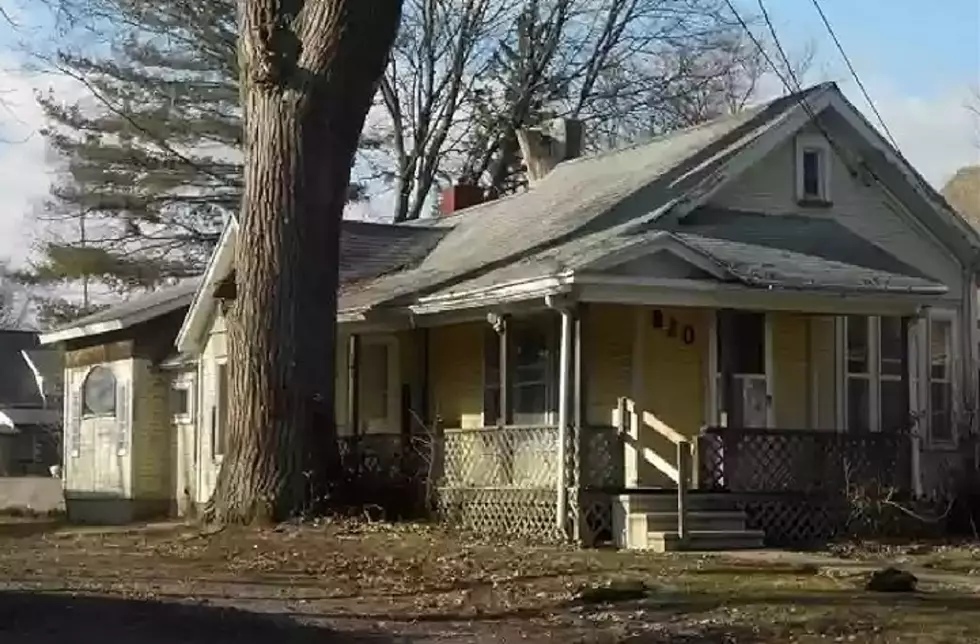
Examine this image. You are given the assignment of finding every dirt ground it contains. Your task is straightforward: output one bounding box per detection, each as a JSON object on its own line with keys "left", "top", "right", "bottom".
{"left": 0, "top": 519, "right": 978, "bottom": 643}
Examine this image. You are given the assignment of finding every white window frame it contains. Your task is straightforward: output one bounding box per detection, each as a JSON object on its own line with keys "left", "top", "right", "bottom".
{"left": 359, "top": 335, "right": 401, "bottom": 434}
{"left": 795, "top": 134, "right": 832, "bottom": 204}
{"left": 211, "top": 359, "right": 228, "bottom": 463}
{"left": 481, "top": 317, "right": 557, "bottom": 427}
{"left": 927, "top": 309, "right": 959, "bottom": 447}
{"left": 171, "top": 373, "right": 195, "bottom": 423}
{"left": 836, "top": 315, "right": 913, "bottom": 434}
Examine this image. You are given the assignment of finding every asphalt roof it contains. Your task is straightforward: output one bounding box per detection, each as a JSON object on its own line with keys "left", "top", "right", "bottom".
{"left": 338, "top": 85, "right": 835, "bottom": 312}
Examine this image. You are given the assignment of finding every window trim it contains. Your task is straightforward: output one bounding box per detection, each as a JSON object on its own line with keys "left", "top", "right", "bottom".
{"left": 171, "top": 374, "right": 195, "bottom": 423}
{"left": 81, "top": 365, "right": 118, "bottom": 418}
{"left": 481, "top": 316, "right": 557, "bottom": 427}
{"left": 927, "top": 309, "right": 958, "bottom": 447}
{"left": 837, "top": 315, "right": 914, "bottom": 434}
{"left": 211, "top": 359, "right": 228, "bottom": 462}
{"left": 358, "top": 334, "right": 401, "bottom": 434}
{"left": 795, "top": 134, "right": 832, "bottom": 205}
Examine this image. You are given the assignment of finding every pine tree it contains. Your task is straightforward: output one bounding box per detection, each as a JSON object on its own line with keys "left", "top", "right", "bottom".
{"left": 25, "top": 0, "right": 369, "bottom": 325}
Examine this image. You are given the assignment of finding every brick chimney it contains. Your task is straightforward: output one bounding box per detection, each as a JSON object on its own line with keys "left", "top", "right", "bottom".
{"left": 440, "top": 183, "right": 485, "bottom": 216}
{"left": 516, "top": 118, "right": 584, "bottom": 185}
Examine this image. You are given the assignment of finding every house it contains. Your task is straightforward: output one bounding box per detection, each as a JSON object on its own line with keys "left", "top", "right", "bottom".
{"left": 0, "top": 330, "right": 62, "bottom": 477}
{"left": 40, "top": 82, "right": 980, "bottom": 549}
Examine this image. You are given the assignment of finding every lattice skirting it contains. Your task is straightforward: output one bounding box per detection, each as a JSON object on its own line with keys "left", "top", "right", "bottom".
{"left": 734, "top": 493, "right": 848, "bottom": 547}
{"left": 579, "top": 490, "right": 614, "bottom": 546}
{"left": 435, "top": 488, "right": 562, "bottom": 541}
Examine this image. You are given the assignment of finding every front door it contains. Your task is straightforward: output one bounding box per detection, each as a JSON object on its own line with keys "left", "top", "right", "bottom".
{"left": 717, "top": 311, "right": 770, "bottom": 428}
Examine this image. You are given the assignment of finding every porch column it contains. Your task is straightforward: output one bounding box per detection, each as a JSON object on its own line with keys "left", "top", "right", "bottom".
{"left": 347, "top": 334, "right": 361, "bottom": 437}
{"left": 902, "top": 315, "right": 923, "bottom": 497}
{"left": 572, "top": 304, "right": 586, "bottom": 542}
{"left": 488, "top": 314, "right": 509, "bottom": 425}
{"left": 717, "top": 310, "right": 737, "bottom": 427}
{"left": 555, "top": 305, "right": 573, "bottom": 533}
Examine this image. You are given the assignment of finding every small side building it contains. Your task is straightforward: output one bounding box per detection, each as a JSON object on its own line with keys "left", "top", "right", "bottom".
{"left": 39, "top": 282, "right": 197, "bottom": 524}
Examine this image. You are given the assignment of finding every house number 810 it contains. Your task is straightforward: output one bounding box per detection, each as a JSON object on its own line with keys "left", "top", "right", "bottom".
{"left": 652, "top": 309, "right": 696, "bottom": 346}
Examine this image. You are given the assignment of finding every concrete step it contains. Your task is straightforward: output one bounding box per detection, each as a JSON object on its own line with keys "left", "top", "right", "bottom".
{"left": 643, "top": 510, "right": 748, "bottom": 533}
{"left": 646, "top": 529, "right": 766, "bottom": 553}
{"left": 616, "top": 492, "right": 739, "bottom": 515}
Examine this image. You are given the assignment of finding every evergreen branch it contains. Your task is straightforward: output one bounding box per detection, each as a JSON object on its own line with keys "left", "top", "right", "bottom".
{"left": 48, "top": 58, "right": 241, "bottom": 191}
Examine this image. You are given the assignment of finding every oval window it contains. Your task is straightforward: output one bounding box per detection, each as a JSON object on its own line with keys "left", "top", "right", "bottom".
{"left": 83, "top": 366, "right": 117, "bottom": 416}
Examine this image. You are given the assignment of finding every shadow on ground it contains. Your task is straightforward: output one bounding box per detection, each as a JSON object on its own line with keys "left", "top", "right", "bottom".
{"left": 0, "top": 590, "right": 402, "bottom": 644}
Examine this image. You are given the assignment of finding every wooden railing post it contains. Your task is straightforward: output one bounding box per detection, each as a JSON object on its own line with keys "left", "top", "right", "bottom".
{"left": 676, "top": 439, "right": 690, "bottom": 543}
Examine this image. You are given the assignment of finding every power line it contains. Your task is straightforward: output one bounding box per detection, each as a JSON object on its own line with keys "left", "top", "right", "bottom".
{"left": 807, "top": 0, "right": 900, "bottom": 151}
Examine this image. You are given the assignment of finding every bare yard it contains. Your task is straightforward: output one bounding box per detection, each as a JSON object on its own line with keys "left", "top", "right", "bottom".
{"left": 0, "top": 519, "right": 977, "bottom": 643}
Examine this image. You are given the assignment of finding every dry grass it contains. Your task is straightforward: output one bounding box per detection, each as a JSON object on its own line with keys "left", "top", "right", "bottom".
{"left": 0, "top": 519, "right": 978, "bottom": 642}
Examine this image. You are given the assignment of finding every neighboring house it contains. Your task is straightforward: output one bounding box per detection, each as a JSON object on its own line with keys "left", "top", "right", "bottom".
{"left": 40, "top": 82, "right": 980, "bottom": 550}
{"left": 0, "top": 330, "right": 63, "bottom": 477}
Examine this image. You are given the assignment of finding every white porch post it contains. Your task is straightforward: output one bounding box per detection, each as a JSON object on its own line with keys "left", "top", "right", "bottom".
{"left": 555, "top": 306, "right": 573, "bottom": 533}
{"left": 625, "top": 307, "right": 645, "bottom": 487}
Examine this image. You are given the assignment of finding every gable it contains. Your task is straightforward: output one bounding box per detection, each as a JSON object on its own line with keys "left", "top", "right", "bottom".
{"left": 707, "top": 115, "right": 964, "bottom": 298}
{"left": 605, "top": 249, "right": 719, "bottom": 280}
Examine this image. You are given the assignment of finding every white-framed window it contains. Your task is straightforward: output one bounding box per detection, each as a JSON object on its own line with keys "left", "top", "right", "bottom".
{"left": 841, "top": 315, "right": 910, "bottom": 433}
{"left": 358, "top": 335, "right": 400, "bottom": 434}
{"left": 171, "top": 376, "right": 194, "bottom": 422}
{"left": 211, "top": 361, "right": 228, "bottom": 460}
{"left": 795, "top": 134, "right": 831, "bottom": 204}
{"left": 483, "top": 316, "right": 555, "bottom": 427}
{"left": 929, "top": 314, "right": 955, "bottom": 444}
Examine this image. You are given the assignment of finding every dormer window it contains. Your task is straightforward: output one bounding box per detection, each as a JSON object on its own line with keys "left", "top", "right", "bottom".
{"left": 796, "top": 134, "right": 831, "bottom": 205}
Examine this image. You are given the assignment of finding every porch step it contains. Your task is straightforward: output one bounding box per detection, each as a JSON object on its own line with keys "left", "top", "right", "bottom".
{"left": 647, "top": 529, "right": 766, "bottom": 553}
{"left": 642, "top": 510, "right": 748, "bottom": 533}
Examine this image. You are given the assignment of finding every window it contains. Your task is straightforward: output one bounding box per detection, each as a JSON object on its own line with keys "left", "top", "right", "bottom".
{"left": 483, "top": 317, "right": 555, "bottom": 426}
{"left": 82, "top": 366, "right": 117, "bottom": 416}
{"left": 212, "top": 363, "right": 228, "bottom": 459}
{"left": 845, "top": 315, "right": 872, "bottom": 432}
{"left": 716, "top": 312, "right": 768, "bottom": 428}
{"left": 171, "top": 385, "right": 191, "bottom": 419}
{"left": 930, "top": 318, "right": 954, "bottom": 443}
{"left": 796, "top": 135, "right": 830, "bottom": 204}
{"left": 359, "top": 340, "right": 392, "bottom": 432}
{"left": 879, "top": 317, "right": 906, "bottom": 432}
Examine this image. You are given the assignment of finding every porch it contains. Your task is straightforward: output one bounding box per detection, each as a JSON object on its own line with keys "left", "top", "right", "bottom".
{"left": 341, "top": 297, "right": 943, "bottom": 549}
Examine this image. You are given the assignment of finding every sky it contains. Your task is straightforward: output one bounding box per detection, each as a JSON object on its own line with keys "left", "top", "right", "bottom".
{"left": 0, "top": 0, "right": 977, "bottom": 268}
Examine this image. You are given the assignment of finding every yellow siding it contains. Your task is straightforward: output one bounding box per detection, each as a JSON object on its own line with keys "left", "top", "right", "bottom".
{"left": 811, "top": 316, "right": 837, "bottom": 429}
{"left": 584, "top": 305, "right": 633, "bottom": 427}
{"left": 643, "top": 306, "right": 708, "bottom": 439}
{"left": 131, "top": 359, "right": 172, "bottom": 502}
{"left": 429, "top": 322, "right": 484, "bottom": 428}
{"left": 772, "top": 313, "right": 809, "bottom": 428}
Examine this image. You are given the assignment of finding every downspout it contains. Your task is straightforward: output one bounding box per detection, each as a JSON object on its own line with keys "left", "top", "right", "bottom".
{"left": 546, "top": 294, "right": 574, "bottom": 538}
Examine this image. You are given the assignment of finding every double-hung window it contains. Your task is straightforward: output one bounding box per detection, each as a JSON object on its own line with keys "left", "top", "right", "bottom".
{"left": 843, "top": 315, "right": 909, "bottom": 433}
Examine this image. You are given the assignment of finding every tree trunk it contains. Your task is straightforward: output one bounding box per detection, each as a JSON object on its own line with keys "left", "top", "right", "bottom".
{"left": 206, "top": 0, "right": 403, "bottom": 524}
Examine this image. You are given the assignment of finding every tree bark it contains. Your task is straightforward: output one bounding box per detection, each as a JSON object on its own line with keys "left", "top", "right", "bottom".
{"left": 206, "top": 0, "right": 403, "bottom": 524}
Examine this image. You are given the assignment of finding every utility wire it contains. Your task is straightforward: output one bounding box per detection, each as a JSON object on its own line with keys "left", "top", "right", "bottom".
{"left": 807, "top": 0, "right": 900, "bottom": 151}
{"left": 723, "top": 0, "right": 875, "bottom": 182}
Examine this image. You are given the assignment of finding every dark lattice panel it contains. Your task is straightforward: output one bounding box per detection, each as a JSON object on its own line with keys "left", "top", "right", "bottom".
{"left": 579, "top": 490, "right": 613, "bottom": 546}
{"left": 735, "top": 494, "right": 847, "bottom": 547}
{"left": 698, "top": 428, "right": 912, "bottom": 494}
{"left": 581, "top": 426, "right": 623, "bottom": 489}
